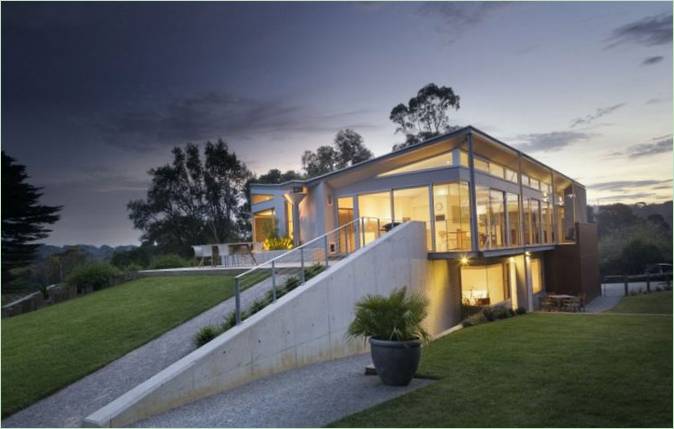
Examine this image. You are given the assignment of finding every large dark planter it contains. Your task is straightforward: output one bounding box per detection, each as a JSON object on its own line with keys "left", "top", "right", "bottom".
{"left": 369, "top": 337, "right": 421, "bottom": 386}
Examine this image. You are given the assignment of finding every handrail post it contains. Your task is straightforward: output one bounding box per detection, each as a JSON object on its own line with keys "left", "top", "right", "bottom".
{"left": 646, "top": 272, "right": 651, "bottom": 293}
{"left": 300, "top": 247, "right": 305, "bottom": 284}
{"left": 324, "top": 235, "right": 329, "bottom": 267}
{"left": 377, "top": 218, "right": 381, "bottom": 239}
{"left": 271, "top": 260, "right": 277, "bottom": 302}
{"left": 623, "top": 275, "right": 629, "bottom": 296}
{"left": 235, "top": 277, "right": 241, "bottom": 325}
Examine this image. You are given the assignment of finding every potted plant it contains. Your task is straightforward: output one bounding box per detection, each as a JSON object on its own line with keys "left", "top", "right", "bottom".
{"left": 347, "top": 287, "right": 430, "bottom": 386}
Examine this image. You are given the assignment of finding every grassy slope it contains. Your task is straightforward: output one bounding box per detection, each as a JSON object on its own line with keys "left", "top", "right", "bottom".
{"left": 330, "top": 311, "right": 672, "bottom": 427}
{"left": 1, "top": 275, "right": 234, "bottom": 417}
{"left": 610, "top": 291, "right": 673, "bottom": 314}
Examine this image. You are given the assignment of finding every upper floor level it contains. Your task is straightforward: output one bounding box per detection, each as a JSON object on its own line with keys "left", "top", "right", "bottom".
{"left": 249, "top": 126, "right": 587, "bottom": 256}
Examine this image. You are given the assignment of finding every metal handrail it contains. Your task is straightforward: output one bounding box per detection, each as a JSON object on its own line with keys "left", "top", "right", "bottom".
{"left": 232, "top": 216, "right": 387, "bottom": 325}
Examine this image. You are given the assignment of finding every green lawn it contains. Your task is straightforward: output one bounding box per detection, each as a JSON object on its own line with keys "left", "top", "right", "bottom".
{"left": 330, "top": 311, "right": 672, "bottom": 427}
{"left": 1, "top": 275, "right": 234, "bottom": 417}
{"left": 610, "top": 291, "right": 672, "bottom": 314}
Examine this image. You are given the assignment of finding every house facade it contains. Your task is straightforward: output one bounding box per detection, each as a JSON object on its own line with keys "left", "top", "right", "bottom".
{"left": 249, "top": 126, "right": 600, "bottom": 311}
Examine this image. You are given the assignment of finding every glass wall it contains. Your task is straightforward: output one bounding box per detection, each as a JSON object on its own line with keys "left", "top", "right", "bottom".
{"left": 393, "top": 187, "right": 431, "bottom": 250}
{"left": 461, "top": 263, "right": 508, "bottom": 306}
{"left": 489, "top": 190, "right": 506, "bottom": 248}
{"left": 506, "top": 193, "right": 520, "bottom": 246}
{"left": 337, "top": 197, "right": 355, "bottom": 253}
{"left": 542, "top": 200, "right": 553, "bottom": 244}
{"left": 530, "top": 198, "right": 541, "bottom": 244}
{"left": 433, "top": 182, "right": 471, "bottom": 251}
{"left": 378, "top": 152, "right": 452, "bottom": 177}
{"left": 522, "top": 198, "right": 531, "bottom": 245}
{"left": 476, "top": 186, "right": 506, "bottom": 250}
{"left": 253, "top": 209, "right": 276, "bottom": 244}
{"left": 358, "top": 192, "right": 391, "bottom": 245}
{"left": 476, "top": 186, "right": 490, "bottom": 249}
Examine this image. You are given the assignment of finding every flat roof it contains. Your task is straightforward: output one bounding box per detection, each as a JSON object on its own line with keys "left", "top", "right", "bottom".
{"left": 250, "top": 126, "right": 584, "bottom": 189}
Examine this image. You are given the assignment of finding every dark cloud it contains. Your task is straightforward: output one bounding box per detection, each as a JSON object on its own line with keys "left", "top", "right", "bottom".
{"left": 588, "top": 179, "right": 671, "bottom": 192}
{"left": 624, "top": 135, "right": 672, "bottom": 158}
{"left": 98, "top": 92, "right": 374, "bottom": 152}
{"left": 642, "top": 55, "right": 664, "bottom": 66}
{"left": 570, "top": 103, "right": 625, "bottom": 128}
{"left": 418, "top": 2, "right": 509, "bottom": 42}
{"left": 645, "top": 96, "right": 671, "bottom": 104}
{"left": 597, "top": 192, "right": 656, "bottom": 202}
{"left": 606, "top": 13, "right": 672, "bottom": 48}
{"left": 514, "top": 131, "right": 591, "bottom": 152}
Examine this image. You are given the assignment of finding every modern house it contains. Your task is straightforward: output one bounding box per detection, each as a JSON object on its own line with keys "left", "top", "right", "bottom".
{"left": 85, "top": 126, "right": 602, "bottom": 427}
{"left": 250, "top": 126, "right": 600, "bottom": 311}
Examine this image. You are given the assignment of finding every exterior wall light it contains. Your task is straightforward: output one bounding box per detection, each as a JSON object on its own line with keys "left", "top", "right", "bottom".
{"left": 460, "top": 256, "right": 469, "bottom": 265}
{"left": 524, "top": 251, "right": 531, "bottom": 257}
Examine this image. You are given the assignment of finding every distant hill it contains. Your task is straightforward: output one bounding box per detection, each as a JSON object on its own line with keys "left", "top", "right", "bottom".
{"left": 631, "top": 201, "right": 672, "bottom": 229}
{"left": 36, "top": 244, "right": 137, "bottom": 261}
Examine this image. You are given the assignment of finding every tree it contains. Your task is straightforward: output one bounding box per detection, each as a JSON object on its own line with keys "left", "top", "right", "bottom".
{"left": 1, "top": 151, "right": 61, "bottom": 286}
{"left": 595, "top": 203, "right": 639, "bottom": 235}
{"left": 254, "top": 168, "right": 304, "bottom": 184}
{"left": 127, "top": 140, "right": 251, "bottom": 257}
{"left": 334, "top": 129, "right": 373, "bottom": 169}
{"left": 302, "top": 129, "right": 373, "bottom": 177}
{"left": 390, "top": 83, "right": 461, "bottom": 151}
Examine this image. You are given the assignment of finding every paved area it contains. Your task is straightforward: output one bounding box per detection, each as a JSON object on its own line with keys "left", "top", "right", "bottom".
{"left": 585, "top": 295, "right": 622, "bottom": 313}
{"left": 131, "top": 353, "right": 433, "bottom": 428}
{"left": 2, "top": 276, "right": 282, "bottom": 428}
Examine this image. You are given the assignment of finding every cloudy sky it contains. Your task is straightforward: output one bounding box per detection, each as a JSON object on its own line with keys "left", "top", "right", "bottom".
{"left": 2, "top": 1, "right": 672, "bottom": 246}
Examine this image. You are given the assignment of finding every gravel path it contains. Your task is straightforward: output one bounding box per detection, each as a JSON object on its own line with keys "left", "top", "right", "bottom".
{"left": 2, "top": 276, "right": 282, "bottom": 428}
{"left": 131, "top": 353, "right": 433, "bottom": 428}
{"left": 585, "top": 295, "right": 622, "bottom": 313}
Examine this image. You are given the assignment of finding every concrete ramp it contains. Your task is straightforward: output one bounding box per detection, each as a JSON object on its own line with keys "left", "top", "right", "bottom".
{"left": 84, "top": 222, "right": 457, "bottom": 427}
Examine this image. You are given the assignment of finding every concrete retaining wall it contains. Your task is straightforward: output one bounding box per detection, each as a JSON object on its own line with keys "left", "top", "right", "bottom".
{"left": 84, "top": 222, "right": 459, "bottom": 427}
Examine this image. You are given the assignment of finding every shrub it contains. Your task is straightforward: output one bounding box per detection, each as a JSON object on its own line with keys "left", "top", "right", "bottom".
{"left": 66, "top": 262, "right": 122, "bottom": 293}
{"left": 263, "top": 235, "right": 293, "bottom": 251}
{"left": 515, "top": 307, "right": 527, "bottom": 315}
{"left": 461, "top": 303, "right": 482, "bottom": 319}
{"left": 194, "top": 325, "right": 221, "bottom": 347}
{"left": 124, "top": 263, "right": 143, "bottom": 274}
{"left": 149, "top": 254, "right": 190, "bottom": 270}
{"left": 348, "top": 287, "right": 430, "bottom": 343}
{"left": 304, "top": 263, "right": 325, "bottom": 280}
{"left": 492, "top": 306, "right": 511, "bottom": 320}
{"left": 462, "top": 311, "right": 487, "bottom": 327}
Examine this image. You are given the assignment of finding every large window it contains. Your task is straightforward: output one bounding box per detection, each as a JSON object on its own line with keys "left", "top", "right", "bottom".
{"left": 251, "top": 194, "right": 274, "bottom": 204}
{"left": 489, "top": 190, "right": 506, "bottom": 248}
{"left": 253, "top": 209, "right": 276, "bottom": 244}
{"left": 531, "top": 258, "right": 544, "bottom": 294}
{"left": 506, "top": 193, "right": 520, "bottom": 246}
{"left": 358, "top": 192, "right": 391, "bottom": 245}
{"left": 530, "top": 198, "right": 541, "bottom": 244}
{"left": 337, "top": 197, "right": 355, "bottom": 252}
{"left": 378, "top": 152, "right": 452, "bottom": 177}
{"left": 476, "top": 186, "right": 506, "bottom": 250}
{"left": 433, "top": 182, "right": 471, "bottom": 251}
{"left": 542, "top": 200, "right": 553, "bottom": 244}
{"left": 522, "top": 198, "right": 531, "bottom": 245}
{"left": 461, "top": 263, "right": 508, "bottom": 306}
{"left": 393, "top": 187, "right": 431, "bottom": 250}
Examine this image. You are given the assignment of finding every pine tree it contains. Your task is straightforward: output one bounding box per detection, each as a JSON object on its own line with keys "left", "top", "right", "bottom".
{"left": 2, "top": 151, "right": 62, "bottom": 285}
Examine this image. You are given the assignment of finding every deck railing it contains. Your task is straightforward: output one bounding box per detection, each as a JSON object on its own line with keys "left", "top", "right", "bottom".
{"left": 232, "top": 216, "right": 392, "bottom": 324}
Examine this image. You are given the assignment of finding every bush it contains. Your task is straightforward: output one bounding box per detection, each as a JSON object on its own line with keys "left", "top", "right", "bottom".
{"left": 263, "top": 235, "right": 293, "bottom": 251}
{"left": 515, "top": 307, "right": 527, "bottom": 315}
{"left": 304, "top": 263, "right": 325, "bottom": 280}
{"left": 123, "top": 263, "right": 143, "bottom": 274}
{"left": 66, "top": 262, "right": 122, "bottom": 292}
{"left": 492, "top": 306, "right": 511, "bottom": 320}
{"left": 348, "top": 287, "right": 430, "bottom": 343}
{"left": 194, "top": 325, "right": 221, "bottom": 347}
{"left": 462, "top": 311, "right": 487, "bottom": 327}
{"left": 149, "top": 254, "right": 191, "bottom": 270}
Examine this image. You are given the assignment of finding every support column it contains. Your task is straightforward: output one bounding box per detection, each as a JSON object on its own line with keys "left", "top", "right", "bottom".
{"left": 292, "top": 203, "right": 301, "bottom": 247}
{"left": 466, "top": 131, "right": 479, "bottom": 253}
